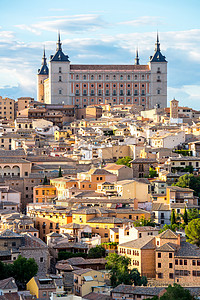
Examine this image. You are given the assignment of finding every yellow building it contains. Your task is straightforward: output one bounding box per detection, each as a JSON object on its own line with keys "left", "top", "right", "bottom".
{"left": 28, "top": 208, "right": 72, "bottom": 242}
{"left": 73, "top": 268, "right": 106, "bottom": 297}
{"left": 71, "top": 208, "right": 150, "bottom": 243}
{"left": 54, "top": 129, "right": 72, "bottom": 141}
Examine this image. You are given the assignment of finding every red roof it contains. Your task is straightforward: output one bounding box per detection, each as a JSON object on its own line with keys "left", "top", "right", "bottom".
{"left": 70, "top": 65, "right": 150, "bottom": 71}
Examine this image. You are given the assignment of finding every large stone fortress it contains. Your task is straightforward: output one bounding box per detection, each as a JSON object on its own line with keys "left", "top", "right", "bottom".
{"left": 37, "top": 33, "right": 167, "bottom": 109}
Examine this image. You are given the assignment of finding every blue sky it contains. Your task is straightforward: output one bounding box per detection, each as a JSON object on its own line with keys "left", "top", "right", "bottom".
{"left": 1, "top": 0, "right": 200, "bottom": 108}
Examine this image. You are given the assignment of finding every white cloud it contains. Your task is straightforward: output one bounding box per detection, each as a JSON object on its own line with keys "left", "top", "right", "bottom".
{"left": 119, "top": 16, "right": 163, "bottom": 27}
{"left": 15, "top": 24, "right": 41, "bottom": 35}
{"left": 16, "top": 14, "right": 107, "bottom": 35}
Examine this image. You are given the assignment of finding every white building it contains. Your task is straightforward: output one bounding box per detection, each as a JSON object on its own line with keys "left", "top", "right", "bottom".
{"left": 119, "top": 224, "right": 159, "bottom": 245}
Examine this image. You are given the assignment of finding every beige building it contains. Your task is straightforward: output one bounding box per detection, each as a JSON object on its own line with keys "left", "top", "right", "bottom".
{"left": 0, "top": 96, "right": 15, "bottom": 121}
{"left": 103, "top": 164, "right": 133, "bottom": 181}
{"left": 118, "top": 236, "right": 156, "bottom": 278}
{"left": 116, "top": 179, "right": 151, "bottom": 203}
{"left": 118, "top": 224, "right": 159, "bottom": 245}
{"left": 99, "top": 145, "right": 131, "bottom": 161}
{"left": 16, "top": 97, "right": 34, "bottom": 112}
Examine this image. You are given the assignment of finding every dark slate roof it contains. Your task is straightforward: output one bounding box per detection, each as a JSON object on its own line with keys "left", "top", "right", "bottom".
{"left": 111, "top": 284, "right": 135, "bottom": 293}
{"left": 150, "top": 35, "right": 167, "bottom": 63}
{"left": 150, "top": 50, "right": 167, "bottom": 63}
{"left": 38, "top": 64, "right": 49, "bottom": 75}
{"left": 157, "top": 229, "right": 178, "bottom": 239}
{"left": 0, "top": 230, "right": 21, "bottom": 238}
{"left": 130, "top": 286, "right": 166, "bottom": 296}
{"left": 156, "top": 242, "right": 177, "bottom": 252}
{"left": 50, "top": 50, "right": 70, "bottom": 62}
{"left": 175, "top": 241, "right": 200, "bottom": 258}
{"left": 0, "top": 277, "right": 17, "bottom": 290}
{"left": 84, "top": 292, "right": 111, "bottom": 300}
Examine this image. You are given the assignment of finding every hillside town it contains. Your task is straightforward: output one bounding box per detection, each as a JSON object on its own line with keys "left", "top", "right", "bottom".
{"left": 0, "top": 17, "right": 200, "bottom": 300}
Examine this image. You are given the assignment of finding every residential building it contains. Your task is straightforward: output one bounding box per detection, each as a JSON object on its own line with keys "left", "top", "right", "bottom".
{"left": 118, "top": 224, "right": 159, "bottom": 245}
{"left": 33, "top": 185, "right": 57, "bottom": 204}
{"left": 103, "top": 164, "right": 133, "bottom": 181}
{"left": 0, "top": 97, "right": 15, "bottom": 121}
{"left": 73, "top": 269, "right": 106, "bottom": 297}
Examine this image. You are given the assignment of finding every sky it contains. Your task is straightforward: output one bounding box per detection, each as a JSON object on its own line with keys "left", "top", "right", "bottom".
{"left": 1, "top": 0, "right": 200, "bottom": 108}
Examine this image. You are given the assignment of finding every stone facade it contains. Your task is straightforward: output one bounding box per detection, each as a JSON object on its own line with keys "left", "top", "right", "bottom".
{"left": 37, "top": 34, "right": 167, "bottom": 109}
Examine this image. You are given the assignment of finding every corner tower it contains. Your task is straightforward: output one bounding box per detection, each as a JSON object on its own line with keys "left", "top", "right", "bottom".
{"left": 49, "top": 33, "right": 71, "bottom": 105}
{"left": 37, "top": 48, "right": 49, "bottom": 103}
{"left": 148, "top": 33, "right": 167, "bottom": 109}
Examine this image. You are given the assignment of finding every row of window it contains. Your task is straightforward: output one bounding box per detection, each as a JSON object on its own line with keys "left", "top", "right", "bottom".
{"left": 157, "top": 252, "right": 173, "bottom": 258}
{"left": 0, "top": 102, "right": 13, "bottom": 105}
{"left": 76, "top": 83, "right": 145, "bottom": 88}
{"left": 119, "top": 248, "right": 139, "bottom": 256}
{"left": 75, "top": 90, "right": 146, "bottom": 96}
{"left": 74, "top": 74, "right": 147, "bottom": 80}
{"left": 75, "top": 99, "right": 146, "bottom": 103}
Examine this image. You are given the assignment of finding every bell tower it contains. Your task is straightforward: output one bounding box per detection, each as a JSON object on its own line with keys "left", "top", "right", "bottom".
{"left": 148, "top": 33, "right": 167, "bottom": 109}
{"left": 37, "top": 47, "right": 49, "bottom": 103}
{"left": 49, "top": 33, "right": 71, "bottom": 105}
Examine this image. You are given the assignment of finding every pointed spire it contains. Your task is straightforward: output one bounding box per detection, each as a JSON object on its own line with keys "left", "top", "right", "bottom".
{"left": 155, "top": 31, "right": 160, "bottom": 52}
{"left": 42, "top": 46, "right": 47, "bottom": 66}
{"left": 56, "top": 31, "right": 62, "bottom": 51}
{"left": 135, "top": 48, "right": 140, "bottom": 65}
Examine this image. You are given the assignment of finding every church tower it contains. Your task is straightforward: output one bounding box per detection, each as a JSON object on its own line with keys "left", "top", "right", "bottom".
{"left": 148, "top": 33, "right": 167, "bottom": 109}
{"left": 49, "top": 33, "right": 71, "bottom": 105}
{"left": 134, "top": 49, "right": 140, "bottom": 65}
{"left": 37, "top": 48, "right": 49, "bottom": 103}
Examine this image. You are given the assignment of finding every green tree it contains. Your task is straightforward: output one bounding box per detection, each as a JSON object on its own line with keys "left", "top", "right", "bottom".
{"left": 183, "top": 207, "right": 188, "bottom": 225}
{"left": 12, "top": 256, "right": 38, "bottom": 288}
{"left": 171, "top": 210, "right": 176, "bottom": 225}
{"left": 116, "top": 157, "right": 132, "bottom": 168}
{"left": 188, "top": 208, "right": 199, "bottom": 221}
{"left": 129, "top": 268, "right": 147, "bottom": 286}
{"left": 185, "top": 218, "right": 200, "bottom": 247}
{"left": 160, "top": 284, "right": 194, "bottom": 300}
{"left": 149, "top": 167, "right": 157, "bottom": 178}
{"left": 58, "top": 251, "right": 87, "bottom": 260}
{"left": 159, "top": 224, "right": 178, "bottom": 234}
{"left": 134, "top": 216, "right": 155, "bottom": 227}
{"left": 58, "top": 166, "right": 63, "bottom": 177}
{"left": 174, "top": 174, "right": 200, "bottom": 196}
{"left": 88, "top": 245, "right": 106, "bottom": 258}
{"left": 106, "top": 253, "right": 147, "bottom": 287}
{"left": 43, "top": 176, "right": 48, "bottom": 185}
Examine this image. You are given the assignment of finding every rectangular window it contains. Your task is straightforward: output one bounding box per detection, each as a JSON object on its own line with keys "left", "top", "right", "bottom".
{"left": 169, "top": 263, "right": 173, "bottom": 268}
{"left": 184, "top": 260, "right": 187, "bottom": 265}
{"left": 169, "top": 253, "right": 172, "bottom": 258}
{"left": 158, "top": 253, "right": 161, "bottom": 258}
{"left": 192, "top": 260, "right": 196, "bottom": 266}
{"left": 158, "top": 263, "right": 161, "bottom": 268}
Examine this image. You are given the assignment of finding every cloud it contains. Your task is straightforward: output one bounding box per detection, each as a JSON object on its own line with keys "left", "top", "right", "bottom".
{"left": 1, "top": 27, "right": 200, "bottom": 109}
{"left": 168, "top": 85, "right": 200, "bottom": 109}
{"left": 16, "top": 14, "right": 107, "bottom": 35}
{"left": 119, "top": 16, "right": 163, "bottom": 27}
{"left": 15, "top": 24, "right": 41, "bottom": 35}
